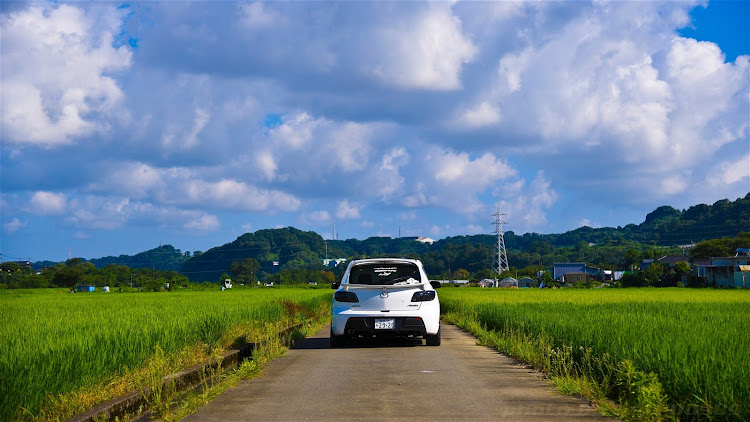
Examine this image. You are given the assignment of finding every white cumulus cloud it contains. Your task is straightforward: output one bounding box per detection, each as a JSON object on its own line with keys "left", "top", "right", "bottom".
{"left": 184, "top": 214, "right": 220, "bottom": 231}
{"left": 371, "top": 3, "right": 477, "bottom": 90}
{"left": 3, "top": 218, "right": 27, "bottom": 234}
{"left": 29, "top": 191, "right": 67, "bottom": 215}
{"left": 336, "top": 200, "right": 362, "bottom": 220}
{"left": 1, "top": 4, "right": 132, "bottom": 146}
{"left": 708, "top": 155, "right": 750, "bottom": 187}
{"left": 457, "top": 101, "right": 503, "bottom": 128}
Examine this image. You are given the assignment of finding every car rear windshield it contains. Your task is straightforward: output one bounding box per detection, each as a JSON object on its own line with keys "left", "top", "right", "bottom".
{"left": 348, "top": 263, "right": 422, "bottom": 285}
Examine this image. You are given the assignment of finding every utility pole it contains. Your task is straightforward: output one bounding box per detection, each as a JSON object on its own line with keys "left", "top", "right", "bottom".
{"left": 492, "top": 203, "right": 510, "bottom": 278}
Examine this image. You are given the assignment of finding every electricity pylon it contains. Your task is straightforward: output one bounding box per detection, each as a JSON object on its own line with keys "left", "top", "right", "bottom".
{"left": 492, "top": 204, "right": 510, "bottom": 277}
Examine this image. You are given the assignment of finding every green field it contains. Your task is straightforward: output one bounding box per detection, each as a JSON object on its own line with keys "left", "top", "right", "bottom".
{"left": 4, "top": 287, "right": 748, "bottom": 421}
{"left": 0, "top": 288, "right": 331, "bottom": 421}
{"left": 439, "top": 288, "right": 750, "bottom": 420}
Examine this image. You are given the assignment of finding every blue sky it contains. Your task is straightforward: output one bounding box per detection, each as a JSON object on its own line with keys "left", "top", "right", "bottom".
{"left": 1, "top": 1, "right": 748, "bottom": 262}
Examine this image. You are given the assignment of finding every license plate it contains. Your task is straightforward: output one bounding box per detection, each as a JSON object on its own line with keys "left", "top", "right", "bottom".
{"left": 374, "top": 318, "right": 395, "bottom": 329}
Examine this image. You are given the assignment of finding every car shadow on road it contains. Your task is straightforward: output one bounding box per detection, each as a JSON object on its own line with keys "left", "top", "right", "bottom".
{"left": 292, "top": 337, "right": 332, "bottom": 350}
{"left": 344, "top": 337, "right": 423, "bottom": 348}
{"left": 294, "top": 336, "right": 424, "bottom": 350}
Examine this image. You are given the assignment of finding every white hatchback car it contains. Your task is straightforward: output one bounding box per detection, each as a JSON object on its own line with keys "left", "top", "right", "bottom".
{"left": 330, "top": 258, "right": 441, "bottom": 347}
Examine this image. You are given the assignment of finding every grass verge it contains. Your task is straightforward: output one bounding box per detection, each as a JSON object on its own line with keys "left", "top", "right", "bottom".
{"left": 439, "top": 288, "right": 748, "bottom": 421}
{"left": 9, "top": 292, "right": 331, "bottom": 421}
{"left": 154, "top": 315, "right": 328, "bottom": 421}
{"left": 444, "top": 311, "right": 705, "bottom": 422}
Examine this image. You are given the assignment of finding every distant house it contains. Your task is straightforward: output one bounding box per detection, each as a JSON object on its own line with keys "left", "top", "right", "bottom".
{"left": 655, "top": 255, "right": 690, "bottom": 267}
{"left": 693, "top": 259, "right": 712, "bottom": 278}
{"left": 553, "top": 263, "right": 587, "bottom": 282}
{"left": 518, "top": 277, "right": 536, "bottom": 288}
{"left": 640, "top": 259, "right": 655, "bottom": 270}
{"left": 323, "top": 258, "right": 347, "bottom": 267}
{"left": 76, "top": 285, "right": 95, "bottom": 292}
{"left": 703, "top": 249, "right": 750, "bottom": 288}
{"left": 601, "top": 270, "right": 614, "bottom": 281}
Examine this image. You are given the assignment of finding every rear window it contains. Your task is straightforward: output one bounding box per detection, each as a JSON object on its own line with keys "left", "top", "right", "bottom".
{"left": 348, "top": 263, "right": 422, "bottom": 285}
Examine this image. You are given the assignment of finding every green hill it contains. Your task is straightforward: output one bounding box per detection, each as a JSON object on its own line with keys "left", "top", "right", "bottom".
{"left": 34, "top": 194, "right": 745, "bottom": 281}
{"left": 87, "top": 245, "right": 189, "bottom": 271}
{"left": 179, "top": 194, "right": 748, "bottom": 281}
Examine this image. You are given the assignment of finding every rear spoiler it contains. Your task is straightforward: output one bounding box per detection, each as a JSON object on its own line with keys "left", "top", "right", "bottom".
{"left": 343, "top": 283, "right": 428, "bottom": 292}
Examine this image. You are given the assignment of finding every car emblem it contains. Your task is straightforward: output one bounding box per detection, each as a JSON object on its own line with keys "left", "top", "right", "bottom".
{"left": 380, "top": 291, "right": 389, "bottom": 298}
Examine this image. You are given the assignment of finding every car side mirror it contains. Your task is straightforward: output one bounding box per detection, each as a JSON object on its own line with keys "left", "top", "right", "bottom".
{"left": 430, "top": 281, "right": 442, "bottom": 289}
{"left": 331, "top": 282, "right": 341, "bottom": 289}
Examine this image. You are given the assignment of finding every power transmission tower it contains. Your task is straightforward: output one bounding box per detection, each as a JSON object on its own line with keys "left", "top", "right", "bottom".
{"left": 492, "top": 204, "right": 510, "bottom": 278}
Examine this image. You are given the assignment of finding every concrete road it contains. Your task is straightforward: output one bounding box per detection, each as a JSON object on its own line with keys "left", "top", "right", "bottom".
{"left": 184, "top": 324, "right": 611, "bottom": 421}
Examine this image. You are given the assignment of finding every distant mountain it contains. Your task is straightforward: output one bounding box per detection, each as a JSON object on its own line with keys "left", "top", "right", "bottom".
{"left": 179, "top": 194, "right": 749, "bottom": 281}
{"left": 33, "top": 195, "right": 745, "bottom": 280}
{"left": 180, "top": 227, "right": 435, "bottom": 282}
{"left": 535, "top": 193, "right": 749, "bottom": 247}
{"left": 88, "top": 245, "right": 189, "bottom": 271}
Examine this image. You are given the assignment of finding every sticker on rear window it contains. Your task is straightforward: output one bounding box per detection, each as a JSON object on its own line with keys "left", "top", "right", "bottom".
{"left": 374, "top": 267, "right": 398, "bottom": 277}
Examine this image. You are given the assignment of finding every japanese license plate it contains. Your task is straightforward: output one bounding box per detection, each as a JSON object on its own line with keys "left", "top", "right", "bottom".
{"left": 374, "top": 318, "right": 395, "bottom": 329}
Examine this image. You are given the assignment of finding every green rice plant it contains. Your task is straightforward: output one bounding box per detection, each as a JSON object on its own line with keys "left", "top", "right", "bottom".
{"left": 0, "top": 288, "right": 331, "bottom": 421}
{"left": 440, "top": 288, "right": 750, "bottom": 421}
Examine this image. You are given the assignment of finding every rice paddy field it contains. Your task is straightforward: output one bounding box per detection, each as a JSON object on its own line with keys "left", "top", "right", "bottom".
{"left": 0, "top": 287, "right": 332, "bottom": 421}
{"left": 439, "top": 288, "right": 750, "bottom": 421}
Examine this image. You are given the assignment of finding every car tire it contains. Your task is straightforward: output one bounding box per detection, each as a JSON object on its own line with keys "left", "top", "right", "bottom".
{"left": 330, "top": 328, "right": 346, "bottom": 348}
{"left": 425, "top": 327, "right": 441, "bottom": 346}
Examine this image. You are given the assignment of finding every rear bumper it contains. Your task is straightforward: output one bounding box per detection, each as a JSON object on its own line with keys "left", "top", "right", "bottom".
{"left": 331, "top": 306, "right": 440, "bottom": 336}
{"left": 339, "top": 317, "right": 427, "bottom": 338}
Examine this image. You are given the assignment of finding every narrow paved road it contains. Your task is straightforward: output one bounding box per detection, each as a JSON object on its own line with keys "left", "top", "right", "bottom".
{"left": 184, "top": 324, "right": 611, "bottom": 421}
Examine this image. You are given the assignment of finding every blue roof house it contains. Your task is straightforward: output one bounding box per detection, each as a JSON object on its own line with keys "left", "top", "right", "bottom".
{"left": 553, "top": 263, "right": 587, "bottom": 282}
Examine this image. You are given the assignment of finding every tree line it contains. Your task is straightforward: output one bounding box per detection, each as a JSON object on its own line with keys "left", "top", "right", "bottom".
{"left": 1, "top": 258, "right": 189, "bottom": 291}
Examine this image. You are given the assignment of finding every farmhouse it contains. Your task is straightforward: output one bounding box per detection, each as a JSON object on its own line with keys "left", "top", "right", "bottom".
{"left": 656, "top": 255, "right": 691, "bottom": 267}
{"left": 701, "top": 248, "right": 750, "bottom": 288}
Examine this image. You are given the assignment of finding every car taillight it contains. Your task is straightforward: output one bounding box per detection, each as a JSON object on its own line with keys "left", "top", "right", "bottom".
{"left": 411, "top": 291, "right": 436, "bottom": 302}
{"left": 334, "top": 291, "right": 359, "bottom": 303}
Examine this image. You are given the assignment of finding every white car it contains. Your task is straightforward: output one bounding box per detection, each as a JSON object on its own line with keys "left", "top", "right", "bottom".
{"left": 330, "top": 258, "right": 441, "bottom": 347}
